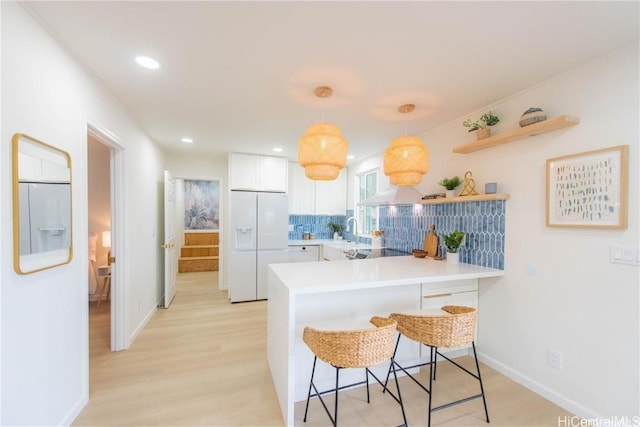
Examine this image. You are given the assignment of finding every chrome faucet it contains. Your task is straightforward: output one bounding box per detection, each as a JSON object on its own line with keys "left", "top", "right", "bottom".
{"left": 346, "top": 216, "right": 360, "bottom": 244}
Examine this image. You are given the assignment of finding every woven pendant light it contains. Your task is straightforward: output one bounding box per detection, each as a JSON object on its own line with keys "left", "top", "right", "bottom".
{"left": 383, "top": 104, "right": 429, "bottom": 186}
{"left": 298, "top": 87, "right": 348, "bottom": 180}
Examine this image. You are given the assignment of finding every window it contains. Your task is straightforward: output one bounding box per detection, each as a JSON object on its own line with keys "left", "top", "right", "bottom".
{"left": 356, "top": 169, "right": 378, "bottom": 235}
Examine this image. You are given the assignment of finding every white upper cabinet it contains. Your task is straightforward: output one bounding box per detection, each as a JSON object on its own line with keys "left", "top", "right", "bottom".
{"left": 258, "top": 155, "right": 288, "bottom": 192}
{"left": 315, "top": 170, "right": 346, "bottom": 215}
{"left": 229, "top": 153, "right": 288, "bottom": 192}
{"left": 288, "top": 162, "right": 315, "bottom": 214}
{"left": 288, "top": 162, "right": 347, "bottom": 215}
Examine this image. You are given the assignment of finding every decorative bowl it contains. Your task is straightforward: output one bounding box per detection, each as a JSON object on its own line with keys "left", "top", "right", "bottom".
{"left": 412, "top": 250, "right": 427, "bottom": 258}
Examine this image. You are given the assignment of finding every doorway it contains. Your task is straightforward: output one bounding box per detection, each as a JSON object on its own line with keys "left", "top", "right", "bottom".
{"left": 172, "top": 177, "right": 223, "bottom": 291}
{"left": 86, "top": 124, "right": 126, "bottom": 352}
{"left": 87, "top": 134, "right": 112, "bottom": 354}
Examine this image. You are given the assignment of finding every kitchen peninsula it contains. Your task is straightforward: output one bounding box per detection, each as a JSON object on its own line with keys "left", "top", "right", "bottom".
{"left": 267, "top": 256, "right": 504, "bottom": 426}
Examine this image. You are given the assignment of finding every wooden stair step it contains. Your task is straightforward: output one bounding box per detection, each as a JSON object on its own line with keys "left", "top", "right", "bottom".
{"left": 184, "top": 232, "right": 218, "bottom": 246}
{"left": 179, "top": 256, "right": 218, "bottom": 261}
{"left": 178, "top": 257, "right": 218, "bottom": 273}
{"left": 181, "top": 246, "right": 219, "bottom": 257}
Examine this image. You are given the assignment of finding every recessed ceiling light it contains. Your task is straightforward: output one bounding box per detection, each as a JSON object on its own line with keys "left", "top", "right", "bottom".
{"left": 135, "top": 56, "right": 160, "bottom": 70}
{"left": 273, "top": 147, "right": 283, "bottom": 152}
{"left": 181, "top": 137, "right": 194, "bottom": 144}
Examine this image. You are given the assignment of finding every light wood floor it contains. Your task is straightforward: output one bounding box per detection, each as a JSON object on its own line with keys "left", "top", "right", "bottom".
{"left": 77, "top": 271, "right": 572, "bottom": 426}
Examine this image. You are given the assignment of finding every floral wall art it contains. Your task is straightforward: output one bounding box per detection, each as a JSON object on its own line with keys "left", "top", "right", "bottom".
{"left": 184, "top": 179, "right": 219, "bottom": 231}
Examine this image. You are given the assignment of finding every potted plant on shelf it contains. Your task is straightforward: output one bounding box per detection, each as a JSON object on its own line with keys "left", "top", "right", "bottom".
{"left": 438, "top": 176, "right": 461, "bottom": 198}
{"left": 327, "top": 222, "right": 343, "bottom": 240}
{"left": 443, "top": 230, "right": 465, "bottom": 264}
{"left": 463, "top": 111, "right": 500, "bottom": 140}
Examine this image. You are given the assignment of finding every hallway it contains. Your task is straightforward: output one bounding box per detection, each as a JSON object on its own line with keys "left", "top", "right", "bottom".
{"left": 79, "top": 272, "right": 282, "bottom": 426}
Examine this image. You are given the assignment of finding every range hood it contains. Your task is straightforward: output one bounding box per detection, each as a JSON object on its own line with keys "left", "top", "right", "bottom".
{"left": 359, "top": 186, "right": 422, "bottom": 206}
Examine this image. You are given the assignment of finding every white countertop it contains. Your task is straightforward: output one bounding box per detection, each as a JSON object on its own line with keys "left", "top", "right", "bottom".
{"left": 288, "top": 239, "right": 371, "bottom": 248}
{"left": 288, "top": 239, "right": 326, "bottom": 246}
{"left": 269, "top": 256, "right": 504, "bottom": 295}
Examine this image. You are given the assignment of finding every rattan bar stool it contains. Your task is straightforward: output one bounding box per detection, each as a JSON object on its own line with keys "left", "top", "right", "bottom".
{"left": 384, "top": 306, "right": 489, "bottom": 427}
{"left": 302, "top": 317, "right": 407, "bottom": 427}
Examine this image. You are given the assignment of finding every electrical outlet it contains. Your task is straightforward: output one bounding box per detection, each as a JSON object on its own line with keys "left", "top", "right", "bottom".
{"left": 548, "top": 348, "right": 563, "bottom": 370}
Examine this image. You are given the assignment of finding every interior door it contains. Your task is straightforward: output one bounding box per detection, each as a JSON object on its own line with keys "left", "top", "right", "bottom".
{"left": 163, "top": 170, "right": 178, "bottom": 308}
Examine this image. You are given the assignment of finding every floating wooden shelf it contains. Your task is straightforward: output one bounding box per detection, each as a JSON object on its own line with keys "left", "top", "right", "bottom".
{"left": 420, "top": 193, "right": 510, "bottom": 205}
{"left": 453, "top": 115, "right": 580, "bottom": 154}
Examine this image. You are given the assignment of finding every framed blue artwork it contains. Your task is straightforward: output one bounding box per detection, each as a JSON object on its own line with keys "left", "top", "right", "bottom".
{"left": 184, "top": 179, "right": 219, "bottom": 230}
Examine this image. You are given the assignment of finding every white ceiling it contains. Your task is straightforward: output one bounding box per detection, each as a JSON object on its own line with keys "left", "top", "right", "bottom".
{"left": 25, "top": 1, "right": 639, "bottom": 162}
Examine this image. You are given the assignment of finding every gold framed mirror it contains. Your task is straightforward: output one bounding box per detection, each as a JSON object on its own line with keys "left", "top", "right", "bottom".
{"left": 12, "top": 133, "right": 73, "bottom": 274}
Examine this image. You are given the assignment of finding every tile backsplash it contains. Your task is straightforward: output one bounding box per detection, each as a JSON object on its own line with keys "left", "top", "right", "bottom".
{"left": 379, "top": 201, "right": 506, "bottom": 269}
{"left": 288, "top": 200, "right": 505, "bottom": 270}
{"left": 288, "top": 215, "right": 347, "bottom": 240}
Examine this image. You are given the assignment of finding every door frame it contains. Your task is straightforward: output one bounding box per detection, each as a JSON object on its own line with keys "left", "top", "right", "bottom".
{"left": 87, "top": 123, "right": 127, "bottom": 351}
{"left": 163, "top": 170, "right": 178, "bottom": 308}
{"left": 175, "top": 175, "right": 224, "bottom": 290}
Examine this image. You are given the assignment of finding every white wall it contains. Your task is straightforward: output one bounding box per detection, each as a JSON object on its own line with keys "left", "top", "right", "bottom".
{"left": 350, "top": 44, "right": 639, "bottom": 418}
{"left": 1, "top": 3, "right": 165, "bottom": 425}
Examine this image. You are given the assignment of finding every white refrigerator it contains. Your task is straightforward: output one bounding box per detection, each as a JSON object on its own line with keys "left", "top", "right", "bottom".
{"left": 229, "top": 191, "right": 289, "bottom": 302}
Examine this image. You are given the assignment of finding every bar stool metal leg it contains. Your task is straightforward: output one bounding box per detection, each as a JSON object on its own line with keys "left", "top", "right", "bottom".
{"left": 383, "top": 334, "right": 402, "bottom": 390}
{"left": 428, "top": 346, "right": 435, "bottom": 427}
{"left": 334, "top": 367, "right": 340, "bottom": 427}
{"left": 433, "top": 347, "right": 438, "bottom": 381}
{"left": 303, "top": 356, "right": 318, "bottom": 422}
{"left": 365, "top": 368, "right": 370, "bottom": 403}
{"left": 472, "top": 342, "right": 490, "bottom": 423}
{"left": 389, "top": 358, "right": 408, "bottom": 427}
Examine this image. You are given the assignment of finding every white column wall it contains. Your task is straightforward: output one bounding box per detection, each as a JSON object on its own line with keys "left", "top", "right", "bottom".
{"left": 1, "top": 3, "right": 165, "bottom": 425}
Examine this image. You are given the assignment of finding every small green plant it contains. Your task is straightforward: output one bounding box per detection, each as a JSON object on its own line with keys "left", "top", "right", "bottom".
{"left": 438, "top": 176, "right": 461, "bottom": 191}
{"left": 463, "top": 111, "right": 500, "bottom": 132}
{"left": 327, "top": 222, "right": 343, "bottom": 233}
{"left": 443, "top": 230, "right": 465, "bottom": 253}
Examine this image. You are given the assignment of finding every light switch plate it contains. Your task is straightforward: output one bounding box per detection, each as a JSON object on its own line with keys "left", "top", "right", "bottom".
{"left": 610, "top": 245, "right": 640, "bottom": 266}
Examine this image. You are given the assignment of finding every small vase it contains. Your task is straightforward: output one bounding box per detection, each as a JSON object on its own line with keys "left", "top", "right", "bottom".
{"left": 476, "top": 128, "right": 491, "bottom": 140}
{"left": 333, "top": 232, "right": 339, "bottom": 240}
{"left": 446, "top": 189, "right": 456, "bottom": 198}
{"left": 446, "top": 252, "right": 459, "bottom": 264}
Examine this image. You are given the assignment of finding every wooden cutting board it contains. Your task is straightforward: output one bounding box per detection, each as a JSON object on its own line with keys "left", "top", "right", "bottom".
{"left": 423, "top": 224, "right": 439, "bottom": 258}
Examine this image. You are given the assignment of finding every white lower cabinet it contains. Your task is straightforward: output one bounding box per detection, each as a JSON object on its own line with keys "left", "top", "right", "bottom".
{"left": 420, "top": 279, "right": 479, "bottom": 358}
{"left": 421, "top": 279, "right": 478, "bottom": 309}
{"left": 321, "top": 245, "right": 343, "bottom": 261}
{"left": 288, "top": 245, "right": 320, "bottom": 262}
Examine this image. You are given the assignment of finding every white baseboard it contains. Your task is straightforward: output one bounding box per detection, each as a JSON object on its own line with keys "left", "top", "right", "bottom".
{"left": 60, "top": 393, "right": 88, "bottom": 426}
{"left": 477, "top": 351, "right": 600, "bottom": 421}
{"left": 128, "top": 304, "right": 157, "bottom": 346}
